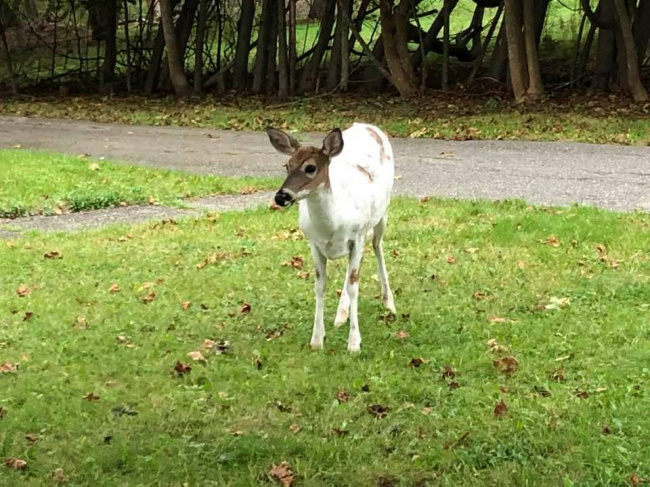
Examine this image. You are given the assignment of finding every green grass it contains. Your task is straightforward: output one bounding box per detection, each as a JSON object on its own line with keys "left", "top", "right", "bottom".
{"left": 1, "top": 198, "right": 649, "bottom": 485}
{"left": 0, "top": 149, "right": 278, "bottom": 218}
{"left": 4, "top": 93, "right": 650, "bottom": 146}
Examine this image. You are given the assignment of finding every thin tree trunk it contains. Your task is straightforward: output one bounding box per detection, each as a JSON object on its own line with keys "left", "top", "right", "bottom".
{"left": 233, "top": 0, "right": 255, "bottom": 91}
{"left": 340, "top": 0, "right": 350, "bottom": 91}
{"left": 504, "top": 0, "right": 528, "bottom": 102}
{"left": 412, "top": 0, "right": 459, "bottom": 68}
{"left": 289, "top": 0, "right": 297, "bottom": 94}
{"left": 442, "top": 0, "right": 450, "bottom": 89}
{"left": 123, "top": 0, "right": 133, "bottom": 91}
{"left": 577, "top": 19, "right": 597, "bottom": 80}
{"left": 278, "top": 0, "right": 289, "bottom": 98}
{"left": 379, "top": 0, "right": 418, "bottom": 97}
{"left": 468, "top": 1, "right": 503, "bottom": 84}
{"left": 633, "top": 0, "right": 650, "bottom": 63}
{"left": 194, "top": 0, "right": 208, "bottom": 93}
{"left": 488, "top": 20, "right": 508, "bottom": 79}
{"left": 102, "top": 0, "right": 117, "bottom": 83}
{"left": 614, "top": 0, "right": 649, "bottom": 100}
{"left": 523, "top": 0, "right": 543, "bottom": 96}
{"left": 571, "top": 12, "right": 587, "bottom": 86}
{"left": 594, "top": 0, "right": 618, "bottom": 90}
{"left": 327, "top": 0, "right": 344, "bottom": 89}
{"left": 300, "top": 0, "right": 336, "bottom": 92}
{"left": 145, "top": 21, "right": 165, "bottom": 93}
{"left": 159, "top": 0, "right": 191, "bottom": 96}
{"left": 0, "top": 18, "right": 17, "bottom": 94}
{"left": 266, "top": 0, "right": 278, "bottom": 94}
{"left": 160, "top": 0, "right": 199, "bottom": 91}
{"left": 252, "top": 0, "right": 274, "bottom": 93}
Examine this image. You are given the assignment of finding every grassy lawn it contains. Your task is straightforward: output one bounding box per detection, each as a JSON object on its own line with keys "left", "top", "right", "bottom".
{"left": 1, "top": 198, "right": 648, "bottom": 485}
{"left": 0, "top": 149, "right": 277, "bottom": 218}
{"left": 3, "top": 93, "right": 650, "bottom": 147}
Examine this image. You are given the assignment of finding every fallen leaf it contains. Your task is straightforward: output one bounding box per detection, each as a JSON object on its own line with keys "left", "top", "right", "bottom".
{"left": 289, "top": 423, "right": 301, "bottom": 434}
{"left": 420, "top": 196, "right": 432, "bottom": 203}
{"left": 368, "top": 404, "right": 390, "bottom": 418}
{"left": 336, "top": 390, "right": 350, "bottom": 404}
{"left": 0, "top": 407, "right": 6, "bottom": 419}
{"left": 282, "top": 256, "right": 304, "bottom": 269}
{"left": 449, "top": 381, "right": 461, "bottom": 390}
{"left": 173, "top": 361, "right": 192, "bottom": 376}
{"left": 142, "top": 292, "right": 156, "bottom": 304}
{"left": 12, "top": 144, "right": 22, "bottom": 149}
{"left": 109, "top": 283, "right": 120, "bottom": 293}
{"left": 465, "top": 247, "right": 478, "bottom": 254}
{"left": 23, "top": 311, "right": 33, "bottom": 322}
{"left": 210, "top": 340, "right": 231, "bottom": 355}
{"left": 269, "top": 461, "right": 294, "bottom": 486}
{"left": 241, "top": 303, "right": 251, "bottom": 314}
{"left": 25, "top": 433, "right": 38, "bottom": 444}
{"left": 421, "top": 406, "right": 433, "bottom": 415}
{"left": 275, "top": 401, "right": 292, "bottom": 413}
{"left": 408, "top": 358, "right": 430, "bottom": 368}
{"left": 230, "top": 429, "right": 244, "bottom": 436}
{"left": 0, "top": 362, "right": 18, "bottom": 373}
{"left": 391, "top": 248, "right": 401, "bottom": 258}
{"left": 441, "top": 365, "right": 457, "bottom": 379}
{"left": 575, "top": 390, "right": 590, "bottom": 399}
{"left": 533, "top": 386, "right": 551, "bottom": 397}
{"left": 517, "top": 260, "right": 526, "bottom": 269}
{"left": 493, "top": 356, "right": 519, "bottom": 375}
{"left": 490, "top": 316, "right": 507, "bottom": 323}
{"left": 487, "top": 338, "right": 510, "bottom": 354}
{"left": 494, "top": 400, "right": 508, "bottom": 418}
{"left": 16, "top": 285, "right": 31, "bottom": 297}
{"left": 551, "top": 368, "right": 566, "bottom": 382}
{"left": 83, "top": 392, "right": 100, "bottom": 402}
{"left": 5, "top": 458, "right": 27, "bottom": 470}
{"left": 546, "top": 236, "right": 561, "bottom": 247}
{"left": 74, "top": 316, "right": 88, "bottom": 330}
{"left": 394, "top": 330, "right": 409, "bottom": 340}
{"left": 202, "top": 339, "right": 216, "bottom": 350}
{"left": 472, "top": 291, "right": 486, "bottom": 301}
{"left": 296, "top": 271, "right": 310, "bottom": 280}
{"left": 602, "top": 424, "right": 612, "bottom": 435}
{"left": 181, "top": 301, "right": 192, "bottom": 310}
{"left": 51, "top": 468, "right": 68, "bottom": 484}
{"left": 187, "top": 351, "right": 206, "bottom": 363}
{"left": 43, "top": 251, "right": 62, "bottom": 259}
{"left": 446, "top": 256, "right": 456, "bottom": 264}
{"left": 545, "top": 296, "right": 571, "bottom": 310}
{"left": 630, "top": 473, "right": 643, "bottom": 486}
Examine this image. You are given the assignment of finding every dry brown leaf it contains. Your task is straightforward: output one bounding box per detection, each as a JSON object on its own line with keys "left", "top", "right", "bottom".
{"left": 240, "top": 303, "right": 251, "bottom": 314}
{"left": 282, "top": 256, "right": 304, "bottom": 269}
{"left": 5, "top": 458, "right": 27, "bottom": 470}
{"left": 546, "top": 236, "right": 561, "bottom": 247}
{"left": 51, "top": 468, "right": 68, "bottom": 484}
{"left": 142, "top": 292, "right": 156, "bottom": 304}
{"left": 408, "top": 357, "right": 430, "bottom": 368}
{"left": 16, "top": 285, "right": 31, "bottom": 297}
{"left": 394, "top": 330, "right": 409, "bottom": 340}
{"left": 421, "top": 406, "right": 433, "bottom": 415}
{"left": 449, "top": 381, "right": 461, "bottom": 390}
{"left": 74, "top": 316, "right": 88, "bottom": 330}
{"left": 44, "top": 251, "right": 62, "bottom": 260}
{"left": 494, "top": 400, "right": 508, "bottom": 418}
{"left": 173, "top": 361, "right": 192, "bottom": 376}
{"left": 493, "top": 356, "right": 519, "bottom": 375}
{"left": 441, "top": 365, "right": 457, "bottom": 379}
{"left": 0, "top": 362, "right": 18, "bottom": 373}
{"left": 517, "top": 260, "right": 526, "bottom": 269}
{"left": 23, "top": 311, "right": 33, "bottom": 322}
{"left": 446, "top": 256, "right": 456, "bottom": 264}
{"left": 336, "top": 390, "right": 350, "bottom": 404}
{"left": 490, "top": 316, "right": 507, "bottom": 323}
{"left": 181, "top": 301, "right": 192, "bottom": 310}
{"left": 201, "top": 339, "right": 216, "bottom": 350}
{"left": 83, "top": 392, "right": 100, "bottom": 402}
{"left": 391, "top": 248, "right": 401, "bottom": 258}
{"left": 630, "top": 473, "right": 643, "bottom": 486}
{"left": 109, "top": 283, "right": 120, "bottom": 293}
{"left": 269, "top": 461, "right": 294, "bottom": 486}
{"left": 187, "top": 351, "right": 206, "bottom": 363}
{"left": 420, "top": 196, "right": 432, "bottom": 203}
{"left": 289, "top": 423, "right": 301, "bottom": 434}
{"left": 367, "top": 404, "right": 390, "bottom": 418}
{"left": 0, "top": 407, "right": 6, "bottom": 419}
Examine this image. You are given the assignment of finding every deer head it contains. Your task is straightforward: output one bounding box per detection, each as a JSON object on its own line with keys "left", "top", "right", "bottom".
{"left": 266, "top": 127, "right": 344, "bottom": 207}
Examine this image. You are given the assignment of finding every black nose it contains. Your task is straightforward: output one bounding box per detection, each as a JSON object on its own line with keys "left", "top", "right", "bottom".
{"left": 275, "top": 190, "right": 293, "bottom": 207}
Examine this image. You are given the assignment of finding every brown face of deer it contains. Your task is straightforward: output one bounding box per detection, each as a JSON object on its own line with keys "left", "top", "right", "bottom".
{"left": 266, "top": 127, "right": 344, "bottom": 207}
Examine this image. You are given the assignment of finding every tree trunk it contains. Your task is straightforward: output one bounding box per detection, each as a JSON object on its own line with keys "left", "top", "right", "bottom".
{"left": 379, "top": 0, "right": 418, "bottom": 97}
{"left": 309, "top": 0, "right": 328, "bottom": 19}
{"left": 594, "top": 0, "right": 617, "bottom": 90}
{"left": 614, "top": 0, "right": 649, "bottom": 100}
{"left": 194, "top": 0, "right": 209, "bottom": 93}
{"left": 266, "top": 0, "right": 278, "bottom": 94}
{"left": 412, "top": 0, "right": 459, "bottom": 68}
{"left": 326, "top": 0, "right": 344, "bottom": 90}
{"left": 504, "top": 0, "right": 528, "bottom": 102}
{"left": 278, "top": 0, "right": 289, "bottom": 98}
{"left": 469, "top": 1, "right": 503, "bottom": 84}
{"left": 300, "top": 0, "right": 336, "bottom": 93}
{"left": 633, "top": 0, "right": 650, "bottom": 63}
{"left": 101, "top": 0, "right": 118, "bottom": 84}
{"left": 145, "top": 21, "right": 166, "bottom": 94}
{"left": 442, "top": 0, "right": 450, "bottom": 89}
{"left": 233, "top": 0, "right": 255, "bottom": 91}
{"left": 0, "top": 18, "right": 17, "bottom": 94}
{"left": 252, "top": 0, "right": 274, "bottom": 93}
{"left": 488, "top": 20, "right": 508, "bottom": 80}
{"left": 523, "top": 0, "right": 543, "bottom": 97}
{"left": 289, "top": 0, "right": 297, "bottom": 94}
{"left": 159, "top": 0, "right": 191, "bottom": 96}
{"left": 160, "top": 0, "right": 199, "bottom": 91}
{"left": 340, "top": 0, "right": 350, "bottom": 91}
{"left": 123, "top": 0, "right": 133, "bottom": 91}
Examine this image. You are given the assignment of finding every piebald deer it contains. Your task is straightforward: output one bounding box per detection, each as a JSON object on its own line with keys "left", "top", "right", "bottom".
{"left": 266, "top": 123, "right": 396, "bottom": 352}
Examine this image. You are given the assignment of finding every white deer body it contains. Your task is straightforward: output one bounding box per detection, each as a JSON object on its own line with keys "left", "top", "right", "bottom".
{"left": 266, "top": 123, "right": 396, "bottom": 352}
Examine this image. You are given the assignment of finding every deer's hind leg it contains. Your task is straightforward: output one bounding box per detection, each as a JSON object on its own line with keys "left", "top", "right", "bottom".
{"left": 373, "top": 214, "right": 396, "bottom": 314}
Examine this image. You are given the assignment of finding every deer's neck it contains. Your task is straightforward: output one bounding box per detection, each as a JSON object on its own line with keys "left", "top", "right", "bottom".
{"left": 304, "top": 185, "right": 339, "bottom": 233}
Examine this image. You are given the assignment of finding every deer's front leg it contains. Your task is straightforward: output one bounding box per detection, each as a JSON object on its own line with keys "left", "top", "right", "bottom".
{"left": 346, "top": 238, "right": 365, "bottom": 353}
{"left": 309, "top": 243, "right": 327, "bottom": 350}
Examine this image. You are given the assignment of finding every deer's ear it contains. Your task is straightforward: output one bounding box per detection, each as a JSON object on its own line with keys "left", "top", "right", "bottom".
{"left": 266, "top": 127, "right": 300, "bottom": 155}
{"left": 322, "top": 128, "right": 344, "bottom": 157}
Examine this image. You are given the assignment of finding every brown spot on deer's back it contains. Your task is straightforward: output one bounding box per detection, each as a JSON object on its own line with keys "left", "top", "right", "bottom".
{"left": 366, "top": 127, "right": 388, "bottom": 163}
{"left": 349, "top": 269, "right": 359, "bottom": 284}
{"left": 356, "top": 165, "right": 373, "bottom": 182}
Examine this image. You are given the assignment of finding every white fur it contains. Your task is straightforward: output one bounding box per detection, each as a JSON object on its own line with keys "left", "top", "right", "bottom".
{"left": 298, "top": 123, "right": 396, "bottom": 352}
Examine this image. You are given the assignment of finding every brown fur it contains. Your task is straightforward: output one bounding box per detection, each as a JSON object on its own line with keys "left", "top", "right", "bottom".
{"left": 349, "top": 269, "right": 359, "bottom": 284}
{"left": 356, "top": 165, "right": 374, "bottom": 182}
{"left": 366, "top": 127, "right": 388, "bottom": 163}
{"left": 282, "top": 147, "right": 331, "bottom": 193}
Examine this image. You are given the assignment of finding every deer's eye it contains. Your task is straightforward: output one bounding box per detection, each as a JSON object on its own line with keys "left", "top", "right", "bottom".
{"left": 304, "top": 165, "right": 317, "bottom": 175}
